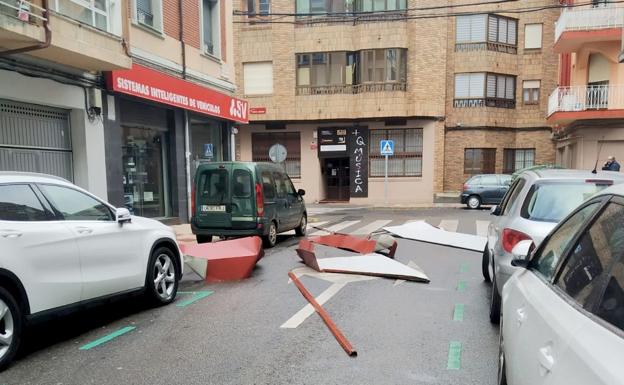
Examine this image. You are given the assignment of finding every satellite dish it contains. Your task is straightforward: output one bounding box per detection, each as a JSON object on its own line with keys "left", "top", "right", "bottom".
{"left": 269, "top": 143, "right": 287, "bottom": 163}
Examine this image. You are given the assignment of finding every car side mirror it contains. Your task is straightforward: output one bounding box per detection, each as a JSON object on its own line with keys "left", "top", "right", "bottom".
{"left": 490, "top": 205, "right": 501, "bottom": 216}
{"left": 298, "top": 189, "right": 306, "bottom": 197}
{"left": 510, "top": 240, "right": 533, "bottom": 268}
{"left": 116, "top": 207, "right": 132, "bottom": 224}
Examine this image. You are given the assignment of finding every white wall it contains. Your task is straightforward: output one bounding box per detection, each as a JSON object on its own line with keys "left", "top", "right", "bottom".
{"left": 0, "top": 69, "right": 109, "bottom": 200}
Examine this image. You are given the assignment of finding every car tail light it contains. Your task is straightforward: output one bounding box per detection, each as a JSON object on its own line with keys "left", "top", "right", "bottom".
{"left": 462, "top": 183, "right": 468, "bottom": 191}
{"left": 191, "top": 184, "right": 196, "bottom": 214}
{"left": 502, "top": 228, "right": 531, "bottom": 253}
{"left": 585, "top": 179, "right": 613, "bottom": 186}
{"left": 256, "top": 183, "right": 264, "bottom": 216}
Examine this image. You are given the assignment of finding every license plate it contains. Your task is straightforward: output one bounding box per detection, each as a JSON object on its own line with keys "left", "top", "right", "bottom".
{"left": 201, "top": 205, "right": 226, "bottom": 212}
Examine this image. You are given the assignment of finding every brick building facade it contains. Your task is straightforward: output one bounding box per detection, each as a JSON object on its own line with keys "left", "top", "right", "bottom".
{"left": 233, "top": 0, "right": 559, "bottom": 204}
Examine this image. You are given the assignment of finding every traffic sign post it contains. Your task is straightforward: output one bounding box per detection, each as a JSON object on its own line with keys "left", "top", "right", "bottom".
{"left": 380, "top": 140, "right": 394, "bottom": 205}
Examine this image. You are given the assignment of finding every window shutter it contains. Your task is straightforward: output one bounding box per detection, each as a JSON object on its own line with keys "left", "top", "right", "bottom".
{"left": 456, "top": 16, "right": 471, "bottom": 42}
{"left": 498, "top": 18, "right": 508, "bottom": 43}
{"left": 455, "top": 74, "right": 470, "bottom": 98}
{"left": 505, "top": 77, "right": 515, "bottom": 100}
{"left": 523, "top": 80, "right": 540, "bottom": 89}
{"left": 508, "top": 20, "right": 517, "bottom": 44}
{"left": 469, "top": 73, "right": 485, "bottom": 97}
{"left": 488, "top": 16, "right": 498, "bottom": 42}
{"left": 244, "top": 62, "right": 274, "bottom": 95}
{"left": 524, "top": 24, "right": 542, "bottom": 49}
{"left": 472, "top": 15, "right": 487, "bottom": 42}
{"left": 497, "top": 75, "right": 505, "bottom": 98}
{"left": 487, "top": 74, "right": 496, "bottom": 97}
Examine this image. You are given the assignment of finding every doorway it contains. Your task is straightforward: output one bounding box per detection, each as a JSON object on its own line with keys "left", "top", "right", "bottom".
{"left": 323, "top": 158, "right": 350, "bottom": 201}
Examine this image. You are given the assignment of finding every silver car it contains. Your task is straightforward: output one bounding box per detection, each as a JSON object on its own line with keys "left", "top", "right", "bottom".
{"left": 483, "top": 169, "right": 624, "bottom": 323}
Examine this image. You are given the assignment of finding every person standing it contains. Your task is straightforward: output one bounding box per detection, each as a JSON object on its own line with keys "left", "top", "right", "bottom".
{"left": 602, "top": 156, "right": 621, "bottom": 171}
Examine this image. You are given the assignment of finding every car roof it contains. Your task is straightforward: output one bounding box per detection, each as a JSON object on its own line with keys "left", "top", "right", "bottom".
{"left": 595, "top": 182, "right": 624, "bottom": 197}
{"left": 0, "top": 171, "right": 74, "bottom": 186}
{"left": 520, "top": 168, "right": 624, "bottom": 181}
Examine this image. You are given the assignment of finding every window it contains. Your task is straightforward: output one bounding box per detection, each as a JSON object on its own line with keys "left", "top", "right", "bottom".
{"left": 247, "top": 0, "right": 270, "bottom": 16}
{"left": 198, "top": 169, "right": 228, "bottom": 205}
{"left": 261, "top": 172, "right": 276, "bottom": 199}
{"left": 481, "top": 175, "right": 499, "bottom": 185}
{"left": 464, "top": 148, "right": 496, "bottom": 174}
{"left": 50, "top": 0, "right": 111, "bottom": 32}
{"left": 556, "top": 203, "right": 624, "bottom": 308}
{"left": 136, "top": 0, "right": 162, "bottom": 31}
{"left": 523, "top": 80, "right": 540, "bottom": 105}
{"left": 296, "top": 0, "right": 404, "bottom": 15}
{"left": 360, "top": 48, "right": 407, "bottom": 83}
{"left": 252, "top": 133, "right": 301, "bottom": 178}
{"left": 369, "top": 129, "right": 423, "bottom": 177}
{"left": 454, "top": 73, "right": 516, "bottom": 108}
{"left": 596, "top": 253, "right": 624, "bottom": 331}
{"left": 0, "top": 185, "right": 48, "bottom": 221}
{"left": 503, "top": 149, "right": 535, "bottom": 174}
{"left": 272, "top": 172, "right": 287, "bottom": 198}
{"left": 202, "top": 0, "right": 220, "bottom": 57}
{"left": 232, "top": 169, "right": 253, "bottom": 216}
{"left": 501, "top": 178, "right": 527, "bottom": 216}
{"left": 455, "top": 14, "right": 517, "bottom": 53}
{"left": 243, "top": 62, "right": 273, "bottom": 95}
{"left": 531, "top": 202, "right": 601, "bottom": 280}
{"left": 39, "top": 185, "right": 113, "bottom": 221}
{"left": 524, "top": 24, "right": 542, "bottom": 49}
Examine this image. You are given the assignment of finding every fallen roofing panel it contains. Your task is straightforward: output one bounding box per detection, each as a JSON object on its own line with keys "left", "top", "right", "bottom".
{"left": 384, "top": 220, "right": 486, "bottom": 252}
{"left": 306, "top": 233, "right": 398, "bottom": 258}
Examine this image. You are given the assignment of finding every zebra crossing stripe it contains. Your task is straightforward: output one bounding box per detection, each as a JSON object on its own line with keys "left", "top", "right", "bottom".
{"left": 438, "top": 220, "right": 458, "bottom": 232}
{"left": 283, "top": 221, "right": 328, "bottom": 236}
{"left": 476, "top": 220, "right": 490, "bottom": 237}
{"left": 309, "top": 220, "right": 361, "bottom": 235}
{"left": 350, "top": 219, "right": 392, "bottom": 235}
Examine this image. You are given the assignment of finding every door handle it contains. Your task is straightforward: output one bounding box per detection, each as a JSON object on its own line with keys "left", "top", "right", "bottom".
{"left": 0, "top": 230, "right": 22, "bottom": 238}
{"left": 76, "top": 227, "right": 93, "bottom": 234}
{"left": 516, "top": 307, "right": 527, "bottom": 326}
{"left": 538, "top": 345, "right": 555, "bottom": 375}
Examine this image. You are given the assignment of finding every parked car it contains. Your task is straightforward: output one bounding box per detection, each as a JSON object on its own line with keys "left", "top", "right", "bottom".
{"left": 498, "top": 183, "right": 624, "bottom": 385}
{"left": 191, "top": 162, "right": 307, "bottom": 248}
{"left": 0, "top": 172, "right": 182, "bottom": 371}
{"left": 461, "top": 174, "right": 512, "bottom": 209}
{"left": 484, "top": 169, "right": 624, "bottom": 323}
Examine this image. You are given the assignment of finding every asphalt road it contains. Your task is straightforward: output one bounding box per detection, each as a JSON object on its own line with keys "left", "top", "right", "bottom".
{"left": 1, "top": 207, "right": 499, "bottom": 385}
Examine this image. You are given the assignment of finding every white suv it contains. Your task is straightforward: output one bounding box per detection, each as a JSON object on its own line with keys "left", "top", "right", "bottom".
{"left": 0, "top": 172, "right": 183, "bottom": 370}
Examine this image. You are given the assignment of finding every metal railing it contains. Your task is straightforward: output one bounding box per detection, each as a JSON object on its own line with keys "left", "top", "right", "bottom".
{"left": 296, "top": 82, "right": 407, "bottom": 95}
{"left": 547, "top": 84, "right": 624, "bottom": 116}
{"left": 453, "top": 97, "right": 516, "bottom": 109}
{"left": 0, "top": 0, "right": 47, "bottom": 24}
{"left": 455, "top": 42, "right": 517, "bottom": 54}
{"left": 51, "top": 0, "right": 109, "bottom": 32}
{"left": 555, "top": 5, "right": 624, "bottom": 42}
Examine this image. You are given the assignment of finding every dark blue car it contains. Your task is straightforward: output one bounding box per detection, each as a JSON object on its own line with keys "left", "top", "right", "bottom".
{"left": 461, "top": 174, "right": 511, "bottom": 209}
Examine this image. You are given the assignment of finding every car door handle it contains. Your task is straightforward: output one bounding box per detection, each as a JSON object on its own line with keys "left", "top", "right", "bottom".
{"left": 76, "top": 227, "right": 93, "bottom": 234}
{"left": 538, "top": 346, "right": 555, "bottom": 375}
{"left": 516, "top": 307, "right": 527, "bottom": 326}
{"left": 0, "top": 230, "right": 22, "bottom": 238}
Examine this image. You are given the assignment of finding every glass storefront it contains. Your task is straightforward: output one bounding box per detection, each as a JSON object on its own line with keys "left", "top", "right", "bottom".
{"left": 190, "top": 113, "right": 223, "bottom": 182}
{"left": 122, "top": 126, "right": 171, "bottom": 218}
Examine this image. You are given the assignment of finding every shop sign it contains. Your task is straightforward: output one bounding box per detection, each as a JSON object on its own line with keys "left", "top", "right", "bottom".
{"left": 250, "top": 107, "right": 266, "bottom": 114}
{"left": 348, "top": 127, "right": 368, "bottom": 198}
{"left": 318, "top": 128, "right": 348, "bottom": 157}
{"left": 108, "top": 64, "right": 249, "bottom": 124}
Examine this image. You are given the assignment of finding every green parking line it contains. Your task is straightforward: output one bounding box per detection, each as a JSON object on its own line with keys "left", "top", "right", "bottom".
{"left": 176, "top": 290, "right": 214, "bottom": 307}
{"left": 456, "top": 281, "right": 466, "bottom": 292}
{"left": 453, "top": 304, "right": 465, "bottom": 321}
{"left": 460, "top": 263, "right": 469, "bottom": 273}
{"left": 79, "top": 326, "right": 136, "bottom": 350}
{"left": 447, "top": 341, "right": 462, "bottom": 370}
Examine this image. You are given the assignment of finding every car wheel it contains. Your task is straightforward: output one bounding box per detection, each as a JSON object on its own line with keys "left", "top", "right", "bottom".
{"left": 497, "top": 314, "right": 507, "bottom": 385}
{"left": 146, "top": 246, "right": 179, "bottom": 305}
{"left": 467, "top": 195, "right": 481, "bottom": 209}
{"left": 295, "top": 215, "right": 307, "bottom": 237}
{"left": 490, "top": 268, "right": 502, "bottom": 324}
{"left": 196, "top": 235, "right": 212, "bottom": 244}
{"left": 482, "top": 245, "right": 491, "bottom": 283}
{"left": 0, "top": 287, "right": 22, "bottom": 372}
{"left": 263, "top": 221, "right": 278, "bottom": 248}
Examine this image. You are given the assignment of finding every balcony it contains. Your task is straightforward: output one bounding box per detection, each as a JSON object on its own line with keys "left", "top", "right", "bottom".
{"left": 0, "top": 0, "right": 131, "bottom": 70}
{"left": 453, "top": 97, "right": 516, "bottom": 109}
{"left": 554, "top": 6, "right": 624, "bottom": 53}
{"left": 296, "top": 82, "right": 407, "bottom": 96}
{"left": 547, "top": 85, "right": 624, "bottom": 123}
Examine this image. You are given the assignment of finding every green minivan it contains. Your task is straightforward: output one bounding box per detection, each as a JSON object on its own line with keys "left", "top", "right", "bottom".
{"left": 191, "top": 162, "right": 307, "bottom": 247}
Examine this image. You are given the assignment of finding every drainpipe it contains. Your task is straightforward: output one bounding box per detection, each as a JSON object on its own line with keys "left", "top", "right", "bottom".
{"left": 178, "top": 0, "right": 186, "bottom": 79}
{"left": 120, "top": 0, "right": 131, "bottom": 57}
{"left": 0, "top": 0, "right": 52, "bottom": 56}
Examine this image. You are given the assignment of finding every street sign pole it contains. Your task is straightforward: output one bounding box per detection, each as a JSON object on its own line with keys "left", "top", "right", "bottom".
{"left": 384, "top": 154, "right": 388, "bottom": 205}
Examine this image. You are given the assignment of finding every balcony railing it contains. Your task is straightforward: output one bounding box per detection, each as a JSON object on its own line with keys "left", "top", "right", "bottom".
{"left": 548, "top": 84, "right": 624, "bottom": 116}
{"left": 555, "top": 6, "right": 624, "bottom": 42}
{"left": 296, "top": 82, "right": 407, "bottom": 95}
{"left": 0, "top": 0, "right": 47, "bottom": 25}
{"left": 455, "top": 42, "right": 517, "bottom": 54}
{"left": 453, "top": 97, "right": 516, "bottom": 109}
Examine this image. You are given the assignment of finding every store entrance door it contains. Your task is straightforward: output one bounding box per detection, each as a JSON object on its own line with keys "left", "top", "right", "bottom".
{"left": 323, "top": 158, "right": 350, "bottom": 202}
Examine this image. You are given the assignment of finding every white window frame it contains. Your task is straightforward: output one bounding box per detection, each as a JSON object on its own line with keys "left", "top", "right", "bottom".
{"left": 200, "top": 0, "right": 221, "bottom": 58}
{"left": 51, "top": 0, "right": 112, "bottom": 32}
{"left": 524, "top": 23, "right": 543, "bottom": 49}
{"left": 134, "top": 0, "right": 163, "bottom": 33}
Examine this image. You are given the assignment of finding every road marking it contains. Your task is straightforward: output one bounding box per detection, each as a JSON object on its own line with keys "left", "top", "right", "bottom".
{"left": 447, "top": 341, "right": 462, "bottom": 370}
{"left": 457, "top": 281, "right": 466, "bottom": 292}
{"left": 281, "top": 283, "right": 346, "bottom": 328}
{"left": 438, "top": 220, "right": 458, "bottom": 232}
{"left": 282, "top": 221, "right": 328, "bottom": 236}
{"left": 394, "top": 261, "right": 426, "bottom": 286}
{"left": 176, "top": 290, "right": 214, "bottom": 307}
{"left": 453, "top": 304, "right": 465, "bottom": 321}
{"left": 309, "top": 220, "right": 361, "bottom": 235}
{"left": 476, "top": 220, "right": 490, "bottom": 237}
{"left": 79, "top": 326, "right": 136, "bottom": 350}
{"left": 350, "top": 219, "right": 392, "bottom": 235}
{"left": 459, "top": 263, "right": 469, "bottom": 273}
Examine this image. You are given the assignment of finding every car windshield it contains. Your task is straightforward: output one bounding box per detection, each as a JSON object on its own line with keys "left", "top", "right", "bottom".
{"left": 521, "top": 181, "right": 611, "bottom": 223}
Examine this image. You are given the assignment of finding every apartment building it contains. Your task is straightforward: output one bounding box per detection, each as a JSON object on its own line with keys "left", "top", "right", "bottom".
{"left": 234, "top": 0, "right": 559, "bottom": 204}
{"left": 0, "top": 0, "right": 248, "bottom": 223}
{"left": 549, "top": 1, "right": 624, "bottom": 171}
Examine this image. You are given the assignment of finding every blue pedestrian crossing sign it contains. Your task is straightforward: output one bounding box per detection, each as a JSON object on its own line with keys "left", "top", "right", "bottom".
{"left": 380, "top": 140, "right": 394, "bottom": 156}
